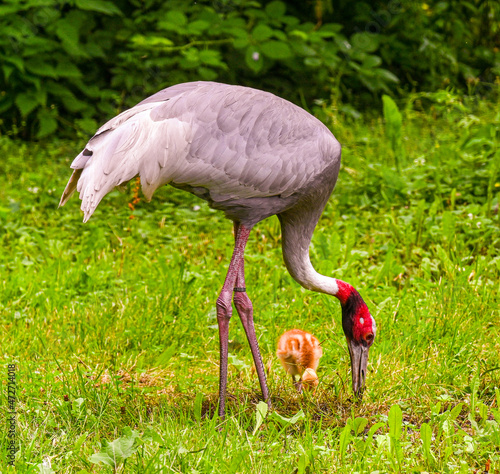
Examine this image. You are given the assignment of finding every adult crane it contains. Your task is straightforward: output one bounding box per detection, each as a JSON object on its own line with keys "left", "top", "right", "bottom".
{"left": 60, "top": 81, "right": 376, "bottom": 417}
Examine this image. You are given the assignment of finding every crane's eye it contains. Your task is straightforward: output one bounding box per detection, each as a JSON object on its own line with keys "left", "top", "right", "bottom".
{"left": 364, "top": 333, "right": 374, "bottom": 345}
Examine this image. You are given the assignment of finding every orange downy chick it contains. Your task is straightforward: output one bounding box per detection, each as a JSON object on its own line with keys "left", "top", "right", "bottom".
{"left": 276, "top": 329, "right": 322, "bottom": 393}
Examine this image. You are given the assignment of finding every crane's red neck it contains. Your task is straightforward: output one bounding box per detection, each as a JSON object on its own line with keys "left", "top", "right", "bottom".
{"left": 334, "top": 279, "right": 357, "bottom": 305}
{"left": 336, "top": 280, "right": 376, "bottom": 345}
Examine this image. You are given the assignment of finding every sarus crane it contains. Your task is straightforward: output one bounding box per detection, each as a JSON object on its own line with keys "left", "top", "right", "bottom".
{"left": 60, "top": 81, "right": 376, "bottom": 417}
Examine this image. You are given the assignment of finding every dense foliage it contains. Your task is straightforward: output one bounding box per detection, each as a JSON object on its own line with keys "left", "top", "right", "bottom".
{"left": 1, "top": 0, "right": 499, "bottom": 138}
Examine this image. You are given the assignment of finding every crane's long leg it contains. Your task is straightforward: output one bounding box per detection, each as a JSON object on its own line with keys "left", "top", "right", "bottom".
{"left": 216, "top": 224, "right": 251, "bottom": 418}
{"left": 232, "top": 222, "right": 271, "bottom": 408}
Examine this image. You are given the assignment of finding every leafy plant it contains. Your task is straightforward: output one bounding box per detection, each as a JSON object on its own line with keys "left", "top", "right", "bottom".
{"left": 382, "top": 94, "right": 404, "bottom": 170}
{"left": 0, "top": 0, "right": 123, "bottom": 138}
{"left": 1, "top": 0, "right": 398, "bottom": 139}
{"left": 90, "top": 427, "right": 140, "bottom": 471}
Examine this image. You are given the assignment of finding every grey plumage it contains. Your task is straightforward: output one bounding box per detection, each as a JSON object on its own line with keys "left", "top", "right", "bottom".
{"left": 59, "top": 82, "right": 371, "bottom": 418}
{"left": 60, "top": 81, "right": 341, "bottom": 226}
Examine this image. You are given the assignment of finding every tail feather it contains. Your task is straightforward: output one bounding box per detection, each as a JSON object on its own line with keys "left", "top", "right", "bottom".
{"left": 60, "top": 107, "right": 193, "bottom": 222}
{"left": 59, "top": 168, "right": 83, "bottom": 208}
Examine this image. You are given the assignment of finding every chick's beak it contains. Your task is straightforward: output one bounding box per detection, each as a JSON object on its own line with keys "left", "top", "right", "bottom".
{"left": 347, "top": 338, "right": 370, "bottom": 398}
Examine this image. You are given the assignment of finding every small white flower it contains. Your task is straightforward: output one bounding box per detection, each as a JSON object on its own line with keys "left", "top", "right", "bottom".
{"left": 252, "top": 52, "right": 260, "bottom": 61}
{"left": 193, "top": 205, "right": 201, "bottom": 211}
{"left": 414, "top": 156, "right": 426, "bottom": 166}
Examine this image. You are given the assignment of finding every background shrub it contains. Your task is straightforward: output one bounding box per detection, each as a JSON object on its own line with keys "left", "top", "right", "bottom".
{"left": 0, "top": 0, "right": 498, "bottom": 139}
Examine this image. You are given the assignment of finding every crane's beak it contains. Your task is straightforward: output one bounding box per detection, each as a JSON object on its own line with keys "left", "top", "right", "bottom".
{"left": 347, "top": 338, "right": 370, "bottom": 399}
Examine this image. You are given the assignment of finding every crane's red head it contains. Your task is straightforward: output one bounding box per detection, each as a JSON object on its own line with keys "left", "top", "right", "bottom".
{"left": 336, "top": 280, "right": 376, "bottom": 398}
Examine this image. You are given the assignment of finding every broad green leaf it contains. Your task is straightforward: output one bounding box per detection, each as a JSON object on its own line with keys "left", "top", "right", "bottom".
{"left": 362, "top": 54, "right": 382, "bottom": 68}
{"left": 431, "top": 402, "right": 442, "bottom": 418}
{"left": 0, "top": 5, "right": 24, "bottom": 16}
{"left": 362, "top": 422, "right": 386, "bottom": 456}
{"left": 165, "top": 10, "right": 187, "bottom": 26}
{"left": 388, "top": 404, "right": 403, "bottom": 439}
{"left": 252, "top": 401, "right": 268, "bottom": 435}
{"left": 339, "top": 420, "right": 352, "bottom": 463}
{"left": 290, "top": 30, "right": 308, "bottom": 40}
{"left": 351, "top": 32, "right": 379, "bottom": 52}
{"left": 228, "top": 353, "right": 250, "bottom": 371}
{"left": 353, "top": 417, "right": 368, "bottom": 436}
{"left": 449, "top": 403, "right": 463, "bottom": 422}
{"left": 156, "top": 344, "right": 176, "bottom": 366}
{"left": 265, "top": 1, "right": 286, "bottom": 18}
{"left": 59, "top": 92, "right": 83, "bottom": 115}
{"left": 319, "top": 23, "right": 343, "bottom": 33}
{"left": 228, "top": 450, "right": 249, "bottom": 473}
{"left": 252, "top": 24, "right": 273, "bottom": 41}
{"left": 90, "top": 427, "right": 139, "bottom": 468}
{"left": 73, "top": 432, "right": 88, "bottom": 453}
{"left": 233, "top": 35, "right": 249, "bottom": 49}
{"left": 55, "top": 17, "right": 86, "bottom": 57}
{"left": 199, "top": 49, "right": 225, "bottom": 67}
{"left": 304, "top": 57, "right": 321, "bottom": 67}
{"left": 297, "top": 453, "right": 309, "bottom": 474}
{"left": 441, "top": 210, "right": 456, "bottom": 240}
{"left": 220, "top": 16, "right": 247, "bottom": 31}
{"left": 141, "top": 427, "right": 163, "bottom": 444}
{"left": 477, "top": 401, "right": 488, "bottom": 421}
{"left": 436, "top": 244, "right": 454, "bottom": 276}
{"left": 3, "top": 55, "right": 25, "bottom": 73}
{"left": 198, "top": 66, "right": 218, "bottom": 81}
{"left": 15, "top": 92, "right": 40, "bottom": 116}
{"left": 187, "top": 20, "right": 210, "bottom": 35}
{"left": 85, "top": 42, "right": 105, "bottom": 58}
{"left": 270, "top": 409, "right": 305, "bottom": 426}
{"left": 377, "top": 68, "right": 400, "bottom": 83}
{"left": 131, "top": 35, "right": 174, "bottom": 48}
{"left": 2, "top": 64, "right": 14, "bottom": 81}
{"left": 382, "top": 95, "right": 402, "bottom": 130}
{"left": 227, "top": 26, "right": 248, "bottom": 48}
{"left": 273, "top": 30, "right": 287, "bottom": 41}
{"left": 37, "top": 461, "right": 55, "bottom": 474}
{"left": 75, "top": 0, "right": 122, "bottom": 16}
{"left": 25, "top": 58, "right": 57, "bottom": 78}
{"left": 0, "top": 95, "right": 13, "bottom": 114}
{"left": 420, "top": 422, "right": 433, "bottom": 463}
{"left": 36, "top": 109, "right": 57, "bottom": 140}
{"left": 75, "top": 118, "right": 97, "bottom": 135}
{"left": 260, "top": 40, "right": 292, "bottom": 59}
{"left": 55, "top": 62, "right": 82, "bottom": 78}
{"left": 157, "top": 21, "right": 183, "bottom": 32}
{"left": 382, "top": 94, "right": 404, "bottom": 167}
{"left": 89, "top": 452, "right": 115, "bottom": 468}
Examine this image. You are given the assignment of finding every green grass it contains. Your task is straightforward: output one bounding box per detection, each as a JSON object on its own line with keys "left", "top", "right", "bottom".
{"left": 1, "top": 91, "right": 500, "bottom": 473}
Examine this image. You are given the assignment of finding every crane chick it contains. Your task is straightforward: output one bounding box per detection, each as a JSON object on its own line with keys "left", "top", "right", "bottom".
{"left": 277, "top": 329, "right": 322, "bottom": 393}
